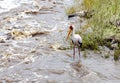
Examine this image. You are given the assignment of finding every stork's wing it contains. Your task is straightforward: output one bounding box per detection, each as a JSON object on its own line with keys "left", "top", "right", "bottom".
{"left": 78, "top": 40, "right": 82, "bottom": 47}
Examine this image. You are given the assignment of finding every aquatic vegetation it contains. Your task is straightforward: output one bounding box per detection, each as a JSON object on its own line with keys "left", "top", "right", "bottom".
{"left": 104, "top": 53, "right": 110, "bottom": 59}
{"left": 58, "top": 46, "right": 71, "bottom": 50}
{"left": 114, "top": 50, "right": 120, "bottom": 61}
{"left": 83, "top": 50, "right": 87, "bottom": 58}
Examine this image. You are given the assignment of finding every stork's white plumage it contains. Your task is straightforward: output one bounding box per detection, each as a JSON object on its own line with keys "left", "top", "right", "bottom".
{"left": 66, "top": 25, "right": 82, "bottom": 60}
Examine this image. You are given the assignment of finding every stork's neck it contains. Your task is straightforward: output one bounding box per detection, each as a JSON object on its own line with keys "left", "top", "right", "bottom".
{"left": 72, "top": 28, "right": 75, "bottom": 36}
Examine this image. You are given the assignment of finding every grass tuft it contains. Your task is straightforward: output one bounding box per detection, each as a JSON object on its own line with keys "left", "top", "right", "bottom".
{"left": 114, "top": 50, "right": 120, "bottom": 61}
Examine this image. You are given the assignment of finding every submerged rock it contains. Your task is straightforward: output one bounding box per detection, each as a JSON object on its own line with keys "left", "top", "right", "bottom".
{"left": 81, "top": 71, "right": 100, "bottom": 83}
{"left": 70, "top": 61, "right": 100, "bottom": 83}
{"left": 48, "top": 69, "right": 65, "bottom": 75}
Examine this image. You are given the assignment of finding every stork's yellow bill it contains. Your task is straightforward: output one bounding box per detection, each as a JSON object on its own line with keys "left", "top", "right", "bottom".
{"left": 66, "top": 27, "right": 73, "bottom": 40}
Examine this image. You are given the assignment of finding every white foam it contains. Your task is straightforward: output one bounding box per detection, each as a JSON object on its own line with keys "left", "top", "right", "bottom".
{"left": 0, "top": 0, "right": 20, "bottom": 13}
{"left": 0, "top": 0, "right": 34, "bottom": 13}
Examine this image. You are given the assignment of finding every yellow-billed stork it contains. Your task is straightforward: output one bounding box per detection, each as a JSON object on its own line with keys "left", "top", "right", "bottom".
{"left": 66, "top": 25, "right": 82, "bottom": 60}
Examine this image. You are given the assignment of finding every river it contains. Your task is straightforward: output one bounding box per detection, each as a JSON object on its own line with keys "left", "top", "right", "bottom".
{"left": 0, "top": 0, "right": 119, "bottom": 83}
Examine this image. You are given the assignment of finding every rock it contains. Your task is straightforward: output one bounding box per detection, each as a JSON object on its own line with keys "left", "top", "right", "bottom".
{"left": 81, "top": 71, "right": 100, "bottom": 83}
{"left": 49, "top": 43, "right": 61, "bottom": 51}
{"left": 103, "top": 46, "right": 110, "bottom": 52}
{"left": 71, "top": 61, "right": 82, "bottom": 72}
{"left": 23, "top": 55, "right": 35, "bottom": 64}
{"left": 104, "top": 35, "right": 120, "bottom": 49}
{"left": 25, "top": 10, "right": 39, "bottom": 15}
{"left": 76, "top": 11, "right": 86, "bottom": 17}
{"left": 0, "top": 36, "right": 6, "bottom": 43}
{"left": 48, "top": 69, "right": 65, "bottom": 75}
{"left": 10, "top": 29, "right": 32, "bottom": 40}
{"left": 0, "top": 39, "right": 5, "bottom": 43}
{"left": 68, "top": 10, "right": 94, "bottom": 19}
{"left": 70, "top": 61, "right": 89, "bottom": 78}
{"left": 47, "top": 80, "right": 56, "bottom": 83}
{"left": 111, "top": 43, "right": 119, "bottom": 49}
{"left": 70, "top": 61, "right": 100, "bottom": 83}
{"left": 109, "top": 18, "right": 120, "bottom": 27}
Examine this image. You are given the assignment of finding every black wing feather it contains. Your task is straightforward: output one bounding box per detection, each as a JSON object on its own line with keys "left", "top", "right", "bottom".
{"left": 78, "top": 41, "right": 82, "bottom": 47}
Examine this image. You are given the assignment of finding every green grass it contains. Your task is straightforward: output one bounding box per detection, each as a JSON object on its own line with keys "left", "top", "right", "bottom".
{"left": 114, "top": 50, "right": 120, "bottom": 61}
{"left": 66, "top": 0, "right": 120, "bottom": 50}
{"left": 83, "top": 50, "right": 87, "bottom": 58}
{"left": 104, "top": 53, "right": 110, "bottom": 59}
{"left": 66, "top": 6, "right": 76, "bottom": 15}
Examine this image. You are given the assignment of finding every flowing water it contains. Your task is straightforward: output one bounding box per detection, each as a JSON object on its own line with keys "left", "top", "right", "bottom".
{"left": 0, "top": 0, "right": 119, "bottom": 83}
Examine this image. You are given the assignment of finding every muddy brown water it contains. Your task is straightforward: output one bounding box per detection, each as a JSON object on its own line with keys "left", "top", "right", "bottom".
{"left": 0, "top": 0, "right": 119, "bottom": 83}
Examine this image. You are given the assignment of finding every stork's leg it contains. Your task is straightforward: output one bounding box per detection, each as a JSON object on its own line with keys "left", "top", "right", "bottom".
{"left": 73, "top": 45, "right": 75, "bottom": 60}
{"left": 78, "top": 47, "right": 81, "bottom": 59}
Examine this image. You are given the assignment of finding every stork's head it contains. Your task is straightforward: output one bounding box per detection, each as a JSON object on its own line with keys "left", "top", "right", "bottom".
{"left": 66, "top": 25, "right": 74, "bottom": 40}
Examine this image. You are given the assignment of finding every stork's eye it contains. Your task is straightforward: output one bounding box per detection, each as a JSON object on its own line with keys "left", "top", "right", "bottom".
{"left": 69, "top": 25, "right": 73, "bottom": 30}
